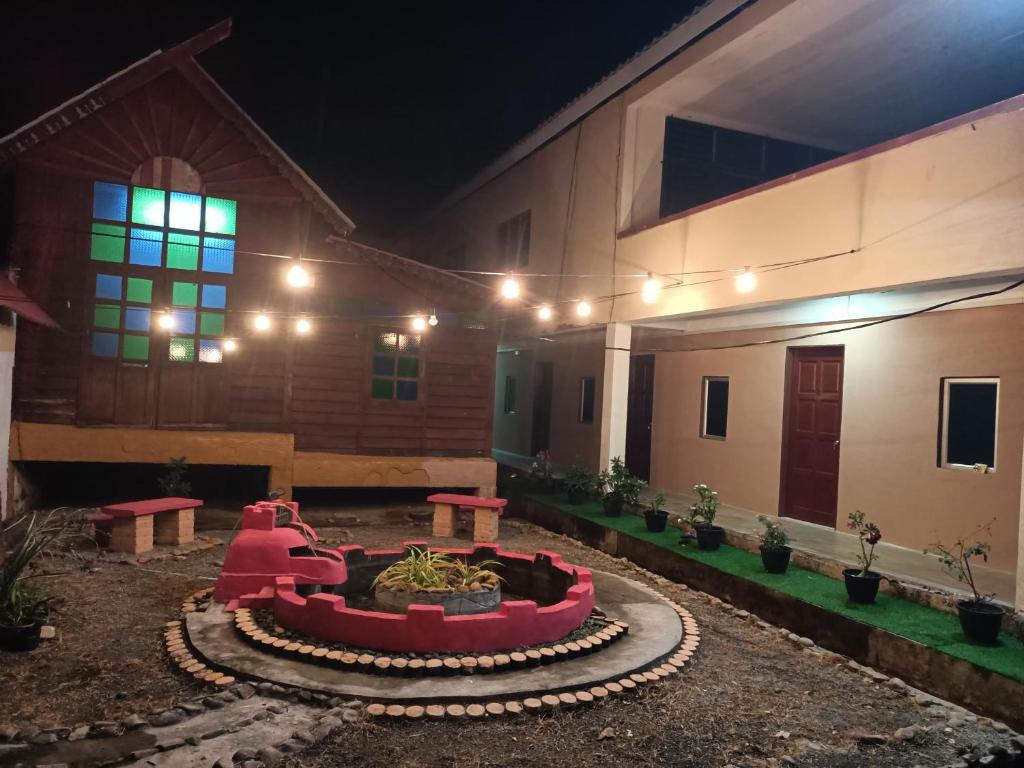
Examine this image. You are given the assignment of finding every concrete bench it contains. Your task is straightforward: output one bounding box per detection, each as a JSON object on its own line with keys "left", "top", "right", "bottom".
{"left": 426, "top": 493, "right": 508, "bottom": 543}
{"left": 97, "top": 497, "right": 204, "bottom": 554}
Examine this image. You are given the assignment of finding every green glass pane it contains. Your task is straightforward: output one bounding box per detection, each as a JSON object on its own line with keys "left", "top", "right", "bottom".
{"left": 374, "top": 332, "right": 398, "bottom": 353}
{"left": 169, "top": 337, "right": 195, "bottom": 362}
{"left": 371, "top": 378, "right": 394, "bottom": 399}
{"left": 93, "top": 304, "right": 120, "bottom": 329}
{"left": 90, "top": 223, "right": 125, "bottom": 262}
{"left": 126, "top": 277, "right": 152, "bottom": 304}
{"left": 166, "top": 232, "right": 199, "bottom": 270}
{"left": 131, "top": 187, "right": 166, "bottom": 226}
{"left": 205, "top": 197, "right": 237, "bottom": 235}
{"left": 397, "top": 357, "right": 419, "bottom": 378}
{"left": 122, "top": 334, "right": 149, "bottom": 361}
{"left": 200, "top": 312, "right": 224, "bottom": 336}
{"left": 398, "top": 334, "right": 421, "bottom": 352}
{"left": 172, "top": 281, "right": 198, "bottom": 307}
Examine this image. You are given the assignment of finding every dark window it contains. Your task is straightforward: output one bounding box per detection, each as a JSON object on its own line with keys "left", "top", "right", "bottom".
{"left": 941, "top": 378, "right": 998, "bottom": 469}
{"left": 371, "top": 331, "right": 421, "bottom": 401}
{"left": 579, "top": 376, "right": 595, "bottom": 424}
{"left": 503, "top": 375, "right": 516, "bottom": 414}
{"left": 497, "top": 211, "right": 531, "bottom": 269}
{"left": 702, "top": 377, "right": 729, "bottom": 439}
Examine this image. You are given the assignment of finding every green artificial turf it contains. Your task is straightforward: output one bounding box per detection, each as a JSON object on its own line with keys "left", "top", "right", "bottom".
{"left": 530, "top": 493, "right": 1024, "bottom": 683}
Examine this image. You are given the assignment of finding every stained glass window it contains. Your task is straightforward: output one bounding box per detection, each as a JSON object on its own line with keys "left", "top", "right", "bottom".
{"left": 204, "top": 197, "right": 237, "bottom": 235}
{"left": 169, "top": 192, "right": 201, "bottom": 230}
{"left": 371, "top": 331, "right": 421, "bottom": 400}
{"left": 201, "top": 237, "right": 234, "bottom": 274}
{"left": 131, "top": 187, "right": 165, "bottom": 226}
{"left": 93, "top": 182, "right": 128, "bottom": 222}
{"left": 129, "top": 228, "right": 163, "bottom": 267}
{"left": 95, "top": 274, "right": 122, "bottom": 300}
{"left": 201, "top": 284, "right": 226, "bottom": 309}
{"left": 167, "top": 233, "right": 199, "bottom": 270}
{"left": 90, "top": 223, "right": 125, "bottom": 263}
{"left": 126, "top": 277, "right": 152, "bottom": 304}
{"left": 169, "top": 336, "right": 195, "bottom": 362}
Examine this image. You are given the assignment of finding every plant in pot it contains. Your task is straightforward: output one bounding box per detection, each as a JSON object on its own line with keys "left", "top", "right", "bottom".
{"left": 757, "top": 515, "right": 791, "bottom": 574}
{"left": 645, "top": 491, "right": 669, "bottom": 533}
{"left": 597, "top": 457, "right": 637, "bottom": 517}
{"left": 926, "top": 525, "right": 1004, "bottom": 645}
{"left": 528, "top": 450, "right": 554, "bottom": 492}
{"left": 844, "top": 510, "right": 883, "bottom": 604}
{"left": 563, "top": 464, "right": 594, "bottom": 505}
{"left": 688, "top": 484, "right": 723, "bottom": 551}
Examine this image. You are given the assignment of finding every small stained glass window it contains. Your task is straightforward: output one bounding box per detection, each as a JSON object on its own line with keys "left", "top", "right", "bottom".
{"left": 396, "top": 381, "right": 418, "bottom": 401}
{"left": 171, "top": 309, "right": 196, "bottom": 335}
{"left": 93, "top": 304, "right": 120, "bottom": 329}
{"left": 204, "top": 197, "right": 237, "bottom": 235}
{"left": 168, "top": 192, "right": 202, "bottom": 230}
{"left": 169, "top": 336, "right": 195, "bottom": 362}
{"left": 93, "top": 182, "right": 128, "bottom": 221}
{"left": 91, "top": 223, "right": 125, "bottom": 263}
{"left": 199, "top": 312, "right": 224, "bottom": 336}
{"left": 397, "top": 357, "right": 419, "bottom": 378}
{"left": 172, "top": 282, "right": 198, "bottom": 307}
{"left": 122, "top": 334, "right": 149, "bottom": 361}
{"left": 166, "top": 232, "right": 200, "bottom": 270}
{"left": 371, "top": 330, "right": 421, "bottom": 400}
{"left": 201, "top": 284, "right": 226, "bottom": 309}
{"left": 95, "top": 274, "right": 122, "bottom": 300}
{"left": 374, "top": 332, "right": 398, "bottom": 353}
{"left": 131, "top": 187, "right": 166, "bottom": 226}
{"left": 372, "top": 356, "right": 395, "bottom": 376}
{"left": 201, "top": 237, "right": 234, "bottom": 274}
{"left": 126, "top": 277, "right": 152, "bottom": 304}
{"left": 199, "top": 339, "right": 223, "bottom": 364}
{"left": 92, "top": 331, "right": 118, "bottom": 358}
{"left": 129, "top": 228, "right": 163, "bottom": 267}
{"left": 124, "top": 307, "right": 151, "bottom": 332}
{"left": 371, "top": 379, "right": 394, "bottom": 399}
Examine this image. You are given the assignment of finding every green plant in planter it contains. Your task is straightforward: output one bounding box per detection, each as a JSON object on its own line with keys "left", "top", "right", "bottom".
{"left": 528, "top": 450, "right": 554, "bottom": 490}
{"left": 926, "top": 522, "right": 1004, "bottom": 644}
{"left": 645, "top": 491, "right": 669, "bottom": 532}
{"left": 563, "top": 464, "right": 594, "bottom": 505}
{"left": 158, "top": 456, "right": 192, "bottom": 497}
{"left": 373, "top": 547, "right": 501, "bottom": 593}
{"left": 597, "top": 457, "right": 643, "bottom": 516}
{"left": 684, "top": 484, "right": 724, "bottom": 550}
{"left": 843, "top": 510, "right": 883, "bottom": 603}
{"left": 757, "top": 515, "right": 791, "bottom": 573}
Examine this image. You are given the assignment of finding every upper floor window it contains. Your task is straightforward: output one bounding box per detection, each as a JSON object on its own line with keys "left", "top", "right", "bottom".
{"left": 89, "top": 181, "right": 233, "bottom": 364}
{"left": 497, "top": 210, "right": 531, "bottom": 269}
{"left": 940, "top": 377, "right": 998, "bottom": 471}
{"left": 372, "top": 331, "right": 421, "bottom": 401}
{"left": 701, "top": 376, "right": 729, "bottom": 439}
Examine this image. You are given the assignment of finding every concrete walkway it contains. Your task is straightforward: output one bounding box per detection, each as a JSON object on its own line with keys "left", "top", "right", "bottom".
{"left": 643, "top": 487, "right": 1016, "bottom": 606}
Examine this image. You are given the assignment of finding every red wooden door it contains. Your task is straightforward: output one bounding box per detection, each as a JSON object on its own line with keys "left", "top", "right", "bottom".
{"left": 625, "top": 355, "right": 655, "bottom": 480}
{"left": 781, "top": 346, "right": 844, "bottom": 527}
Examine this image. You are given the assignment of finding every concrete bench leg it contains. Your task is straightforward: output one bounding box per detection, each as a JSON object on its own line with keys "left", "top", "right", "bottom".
{"left": 155, "top": 508, "right": 195, "bottom": 546}
{"left": 473, "top": 508, "right": 499, "bottom": 543}
{"left": 110, "top": 516, "right": 153, "bottom": 554}
{"left": 432, "top": 503, "right": 455, "bottom": 537}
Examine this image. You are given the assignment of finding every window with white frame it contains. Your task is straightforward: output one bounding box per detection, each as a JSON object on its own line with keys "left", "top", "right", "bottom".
{"left": 701, "top": 376, "right": 729, "bottom": 439}
{"left": 940, "top": 377, "right": 998, "bottom": 471}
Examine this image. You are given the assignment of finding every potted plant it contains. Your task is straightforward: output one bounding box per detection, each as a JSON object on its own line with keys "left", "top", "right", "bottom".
{"left": 597, "top": 457, "right": 642, "bottom": 517}
{"left": 688, "top": 484, "right": 723, "bottom": 550}
{"left": 645, "top": 491, "right": 669, "bottom": 533}
{"left": 757, "top": 515, "right": 791, "bottom": 574}
{"left": 528, "top": 450, "right": 554, "bottom": 492}
{"left": 844, "top": 510, "right": 883, "bottom": 604}
{"left": 158, "top": 456, "right": 192, "bottom": 497}
{"left": 621, "top": 473, "right": 647, "bottom": 514}
{"left": 563, "top": 464, "right": 594, "bottom": 505}
{"left": 926, "top": 526, "right": 1004, "bottom": 645}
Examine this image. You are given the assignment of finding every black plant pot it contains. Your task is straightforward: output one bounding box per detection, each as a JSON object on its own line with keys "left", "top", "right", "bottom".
{"left": 957, "top": 600, "right": 1004, "bottom": 645}
{"left": 760, "top": 546, "right": 791, "bottom": 574}
{"left": 0, "top": 621, "right": 42, "bottom": 653}
{"left": 645, "top": 510, "right": 668, "bottom": 533}
{"left": 695, "top": 525, "right": 724, "bottom": 551}
{"left": 602, "top": 493, "right": 624, "bottom": 517}
{"left": 566, "top": 488, "right": 589, "bottom": 505}
{"left": 843, "top": 568, "right": 882, "bottom": 604}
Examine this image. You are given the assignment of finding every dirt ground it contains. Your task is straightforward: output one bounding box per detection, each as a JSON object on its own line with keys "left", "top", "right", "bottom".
{"left": 1, "top": 513, "right": 1016, "bottom": 767}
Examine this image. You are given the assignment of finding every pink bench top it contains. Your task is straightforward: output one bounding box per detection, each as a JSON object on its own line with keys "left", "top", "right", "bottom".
{"left": 102, "top": 497, "right": 204, "bottom": 519}
{"left": 426, "top": 493, "right": 507, "bottom": 510}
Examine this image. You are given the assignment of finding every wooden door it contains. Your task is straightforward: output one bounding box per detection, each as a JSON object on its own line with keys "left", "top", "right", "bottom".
{"left": 530, "top": 362, "right": 553, "bottom": 456}
{"left": 625, "top": 354, "right": 655, "bottom": 480}
{"left": 781, "top": 346, "right": 844, "bottom": 527}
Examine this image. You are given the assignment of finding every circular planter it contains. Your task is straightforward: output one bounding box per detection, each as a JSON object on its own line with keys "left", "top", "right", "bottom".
{"left": 0, "top": 620, "right": 42, "bottom": 653}
{"left": 957, "top": 600, "right": 1004, "bottom": 645}
{"left": 602, "top": 493, "right": 624, "bottom": 517}
{"left": 843, "top": 568, "right": 882, "bottom": 604}
{"left": 375, "top": 583, "right": 501, "bottom": 616}
{"left": 694, "top": 525, "right": 724, "bottom": 551}
{"left": 566, "top": 488, "right": 589, "bottom": 505}
{"left": 760, "top": 546, "right": 791, "bottom": 574}
{"left": 644, "top": 510, "right": 668, "bottom": 533}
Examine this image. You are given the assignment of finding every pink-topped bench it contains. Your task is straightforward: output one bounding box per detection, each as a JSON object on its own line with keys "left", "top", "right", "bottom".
{"left": 426, "top": 493, "right": 507, "bottom": 543}
{"left": 93, "top": 497, "right": 204, "bottom": 554}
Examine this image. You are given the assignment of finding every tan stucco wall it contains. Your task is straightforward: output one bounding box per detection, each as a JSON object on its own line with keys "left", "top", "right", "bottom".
{"left": 640, "top": 303, "right": 1024, "bottom": 573}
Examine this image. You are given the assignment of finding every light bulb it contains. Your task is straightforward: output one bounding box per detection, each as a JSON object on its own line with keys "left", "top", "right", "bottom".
{"left": 735, "top": 268, "right": 757, "bottom": 293}
{"left": 576, "top": 300, "right": 592, "bottom": 318}
{"left": 286, "top": 263, "right": 311, "bottom": 287}
{"left": 428, "top": 313, "right": 439, "bottom": 326}
{"left": 254, "top": 314, "right": 271, "bottom": 331}
{"left": 537, "top": 305, "right": 553, "bottom": 321}
{"left": 642, "top": 274, "right": 660, "bottom": 304}
{"left": 157, "top": 312, "right": 175, "bottom": 330}
{"left": 500, "top": 276, "right": 521, "bottom": 300}
{"left": 295, "top": 318, "right": 312, "bottom": 334}
{"left": 411, "top": 315, "right": 427, "bottom": 332}
{"left": 223, "top": 339, "right": 237, "bottom": 352}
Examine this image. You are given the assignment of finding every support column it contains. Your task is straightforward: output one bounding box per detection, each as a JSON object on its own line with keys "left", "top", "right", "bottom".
{"left": 598, "top": 323, "right": 632, "bottom": 472}
{"left": 1016, "top": 437, "right": 1024, "bottom": 610}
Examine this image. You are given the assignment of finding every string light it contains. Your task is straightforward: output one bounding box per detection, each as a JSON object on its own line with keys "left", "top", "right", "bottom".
{"left": 254, "top": 313, "right": 271, "bottom": 331}
{"left": 428, "top": 313, "right": 439, "bottom": 326}
{"left": 576, "top": 300, "right": 592, "bottom": 318}
{"left": 286, "top": 263, "right": 312, "bottom": 287}
{"left": 411, "top": 315, "right": 427, "bottom": 331}
{"left": 537, "top": 305, "right": 553, "bottom": 321}
{"left": 641, "top": 273, "right": 661, "bottom": 304}
{"left": 735, "top": 267, "right": 757, "bottom": 293}
{"left": 500, "top": 275, "right": 521, "bottom": 300}
{"left": 157, "top": 312, "right": 175, "bottom": 330}
{"left": 223, "top": 339, "right": 238, "bottom": 352}
{"left": 295, "top": 317, "right": 312, "bottom": 334}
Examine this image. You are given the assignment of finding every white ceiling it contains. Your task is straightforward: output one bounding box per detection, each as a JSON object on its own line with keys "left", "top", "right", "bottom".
{"left": 643, "top": 0, "right": 1024, "bottom": 151}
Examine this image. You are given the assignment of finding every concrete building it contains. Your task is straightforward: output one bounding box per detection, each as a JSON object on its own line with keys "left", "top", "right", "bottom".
{"left": 399, "top": 0, "right": 1024, "bottom": 605}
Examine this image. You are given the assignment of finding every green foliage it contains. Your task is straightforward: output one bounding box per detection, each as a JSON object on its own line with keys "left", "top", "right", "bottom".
{"left": 158, "top": 456, "right": 192, "bottom": 497}
{"left": 926, "top": 521, "right": 995, "bottom": 603}
{"left": 528, "top": 450, "right": 553, "bottom": 483}
{"left": 0, "top": 510, "right": 80, "bottom": 627}
{"left": 757, "top": 514, "right": 789, "bottom": 549}
{"left": 649, "top": 491, "right": 667, "bottom": 514}
{"left": 688, "top": 483, "right": 719, "bottom": 528}
{"left": 847, "top": 510, "right": 882, "bottom": 575}
{"left": 597, "top": 457, "right": 646, "bottom": 505}
{"left": 373, "top": 547, "right": 502, "bottom": 593}
{"left": 563, "top": 464, "right": 595, "bottom": 495}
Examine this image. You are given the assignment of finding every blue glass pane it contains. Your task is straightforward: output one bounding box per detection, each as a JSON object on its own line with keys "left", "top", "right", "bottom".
{"left": 124, "top": 307, "right": 151, "bottom": 332}
{"left": 171, "top": 309, "right": 196, "bottom": 334}
{"left": 92, "top": 331, "right": 118, "bottom": 358}
{"left": 372, "top": 355, "right": 395, "bottom": 376}
{"left": 396, "top": 380, "right": 418, "bottom": 401}
{"left": 199, "top": 339, "right": 224, "bottom": 364}
{"left": 169, "top": 192, "right": 202, "bottom": 230}
{"left": 202, "top": 238, "right": 234, "bottom": 274}
{"left": 93, "top": 182, "right": 128, "bottom": 222}
{"left": 201, "top": 284, "right": 227, "bottom": 309}
{"left": 95, "top": 274, "right": 122, "bottom": 300}
{"left": 129, "top": 227, "right": 163, "bottom": 266}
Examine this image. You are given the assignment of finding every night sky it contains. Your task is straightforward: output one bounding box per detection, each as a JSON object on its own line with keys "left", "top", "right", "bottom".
{"left": 3, "top": 2, "right": 701, "bottom": 243}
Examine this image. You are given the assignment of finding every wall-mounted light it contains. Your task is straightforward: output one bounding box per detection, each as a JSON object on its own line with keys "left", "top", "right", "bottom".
{"left": 500, "top": 275, "right": 521, "bottom": 300}
{"left": 411, "top": 315, "right": 427, "bottom": 332}
{"left": 576, "top": 300, "right": 592, "bottom": 318}
{"left": 428, "top": 313, "right": 439, "bottom": 327}
{"left": 641, "top": 273, "right": 661, "bottom": 304}
{"left": 735, "top": 267, "right": 757, "bottom": 293}
{"left": 295, "top": 318, "right": 312, "bottom": 334}
{"left": 537, "top": 305, "right": 553, "bottom": 321}
{"left": 254, "top": 313, "right": 271, "bottom": 331}
{"left": 286, "top": 263, "right": 312, "bottom": 288}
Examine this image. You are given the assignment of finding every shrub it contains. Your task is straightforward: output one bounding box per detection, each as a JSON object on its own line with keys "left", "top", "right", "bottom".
{"left": 373, "top": 547, "right": 501, "bottom": 593}
{"left": 158, "top": 456, "right": 191, "bottom": 497}
{"left": 688, "top": 484, "right": 719, "bottom": 528}
{"left": 847, "top": 510, "right": 881, "bottom": 576}
{"left": 564, "top": 464, "right": 595, "bottom": 495}
{"left": 925, "top": 522, "right": 995, "bottom": 604}
{"left": 757, "top": 515, "right": 789, "bottom": 549}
